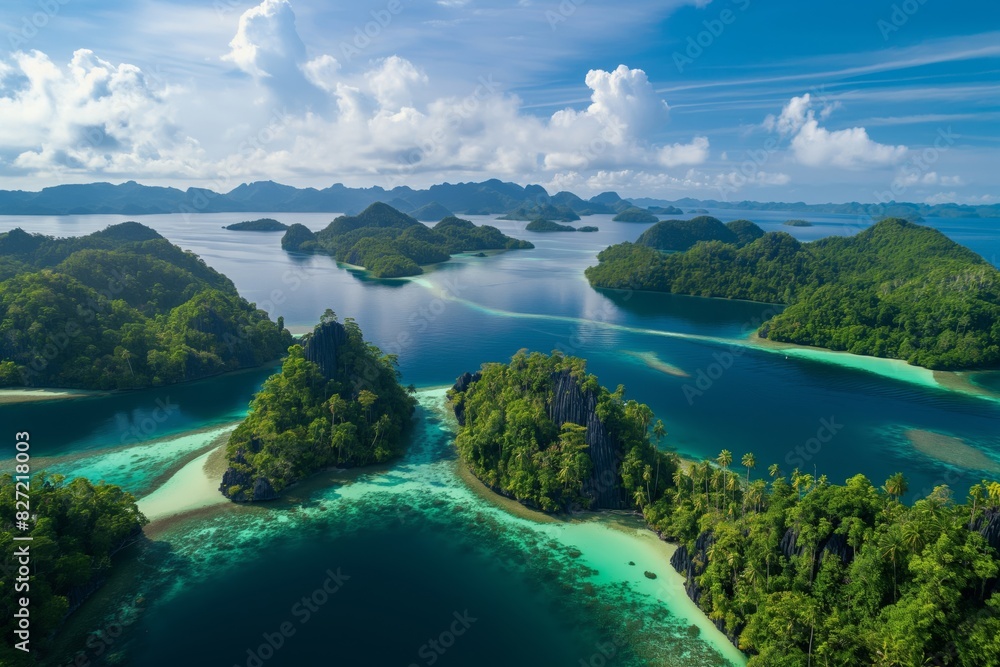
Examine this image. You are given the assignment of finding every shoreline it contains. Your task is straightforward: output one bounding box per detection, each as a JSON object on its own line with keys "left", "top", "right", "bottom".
{"left": 0, "top": 387, "right": 109, "bottom": 405}
{"left": 451, "top": 444, "right": 746, "bottom": 665}
{"left": 0, "top": 360, "right": 281, "bottom": 406}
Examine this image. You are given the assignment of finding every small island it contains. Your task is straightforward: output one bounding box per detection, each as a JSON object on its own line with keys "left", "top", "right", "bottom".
{"left": 0, "top": 222, "right": 292, "bottom": 389}
{"left": 647, "top": 205, "right": 684, "bottom": 215}
{"left": 586, "top": 217, "right": 1000, "bottom": 370}
{"left": 612, "top": 207, "right": 659, "bottom": 223}
{"left": 450, "top": 350, "right": 675, "bottom": 511}
{"left": 782, "top": 219, "right": 814, "bottom": 227}
{"left": 281, "top": 203, "right": 533, "bottom": 278}
{"left": 525, "top": 219, "right": 599, "bottom": 233}
{"left": 224, "top": 218, "right": 289, "bottom": 231}
{"left": 220, "top": 311, "right": 416, "bottom": 502}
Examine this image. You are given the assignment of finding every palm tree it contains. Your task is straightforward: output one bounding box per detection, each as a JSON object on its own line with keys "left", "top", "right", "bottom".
{"left": 768, "top": 463, "right": 781, "bottom": 480}
{"left": 879, "top": 526, "right": 905, "bottom": 603}
{"left": 652, "top": 419, "right": 666, "bottom": 446}
{"left": 643, "top": 464, "right": 653, "bottom": 506}
{"left": 633, "top": 487, "right": 647, "bottom": 509}
{"left": 742, "top": 452, "right": 756, "bottom": 484}
{"left": 357, "top": 390, "right": 378, "bottom": 422}
{"left": 967, "top": 483, "right": 986, "bottom": 529}
{"left": 988, "top": 481, "right": 1000, "bottom": 510}
{"left": 121, "top": 349, "right": 134, "bottom": 378}
{"left": 718, "top": 449, "right": 733, "bottom": 504}
{"left": 883, "top": 473, "right": 908, "bottom": 503}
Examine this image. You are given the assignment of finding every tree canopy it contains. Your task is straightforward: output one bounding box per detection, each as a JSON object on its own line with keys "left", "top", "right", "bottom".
{"left": 0, "top": 473, "right": 147, "bottom": 664}
{"left": 0, "top": 223, "right": 292, "bottom": 389}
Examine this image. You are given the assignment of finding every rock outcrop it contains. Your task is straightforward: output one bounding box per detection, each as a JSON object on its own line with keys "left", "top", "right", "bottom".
{"left": 220, "top": 437, "right": 282, "bottom": 502}
{"left": 302, "top": 319, "right": 348, "bottom": 381}
{"left": 974, "top": 508, "right": 1000, "bottom": 553}
{"left": 547, "top": 369, "right": 625, "bottom": 509}
{"left": 451, "top": 371, "right": 481, "bottom": 426}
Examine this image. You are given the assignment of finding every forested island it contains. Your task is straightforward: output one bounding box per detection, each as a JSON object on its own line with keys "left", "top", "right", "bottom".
{"left": 223, "top": 218, "right": 289, "bottom": 231}
{"left": 220, "top": 311, "right": 416, "bottom": 502}
{"left": 612, "top": 207, "right": 659, "bottom": 223}
{"left": 0, "top": 222, "right": 292, "bottom": 389}
{"left": 586, "top": 217, "right": 1000, "bottom": 370}
{"left": 0, "top": 474, "right": 147, "bottom": 664}
{"left": 448, "top": 351, "right": 1000, "bottom": 665}
{"left": 449, "top": 351, "right": 675, "bottom": 511}
{"left": 525, "top": 219, "right": 598, "bottom": 233}
{"left": 783, "top": 219, "right": 813, "bottom": 227}
{"left": 280, "top": 203, "right": 533, "bottom": 278}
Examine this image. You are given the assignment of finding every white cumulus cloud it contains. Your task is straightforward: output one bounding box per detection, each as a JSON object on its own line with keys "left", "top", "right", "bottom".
{"left": 765, "top": 94, "right": 907, "bottom": 169}
{"left": 0, "top": 49, "right": 202, "bottom": 177}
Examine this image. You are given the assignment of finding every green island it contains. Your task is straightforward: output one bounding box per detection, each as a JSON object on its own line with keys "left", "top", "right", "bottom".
{"left": 220, "top": 311, "right": 416, "bottom": 501}
{"left": 449, "top": 351, "right": 1000, "bottom": 665}
{"left": 647, "top": 205, "right": 684, "bottom": 215}
{"left": 450, "top": 350, "right": 675, "bottom": 512}
{"left": 525, "top": 219, "right": 598, "bottom": 233}
{"left": 586, "top": 217, "right": 1000, "bottom": 370}
{"left": 0, "top": 473, "right": 148, "bottom": 664}
{"left": 0, "top": 222, "right": 292, "bottom": 389}
{"left": 223, "top": 218, "right": 289, "bottom": 231}
{"left": 280, "top": 202, "right": 533, "bottom": 278}
{"left": 612, "top": 207, "right": 660, "bottom": 223}
{"left": 498, "top": 202, "right": 581, "bottom": 222}
{"left": 783, "top": 219, "right": 814, "bottom": 227}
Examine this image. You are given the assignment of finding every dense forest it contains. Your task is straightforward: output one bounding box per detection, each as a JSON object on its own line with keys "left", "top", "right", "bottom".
{"left": 449, "top": 350, "right": 675, "bottom": 512}
{"left": 0, "top": 222, "right": 292, "bottom": 389}
{"left": 220, "top": 311, "right": 416, "bottom": 501}
{"left": 644, "top": 454, "right": 1000, "bottom": 666}
{"left": 586, "top": 218, "right": 1000, "bottom": 370}
{"left": 281, "top": 203, "right": 533, "bottom": 278}
{"left": 0, "top": 473, "right": 147, "bottom": 665}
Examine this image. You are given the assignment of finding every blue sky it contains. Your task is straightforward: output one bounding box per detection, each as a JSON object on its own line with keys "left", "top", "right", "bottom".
{"left": 0, "top": 0, "right": 996, "bottom": 203}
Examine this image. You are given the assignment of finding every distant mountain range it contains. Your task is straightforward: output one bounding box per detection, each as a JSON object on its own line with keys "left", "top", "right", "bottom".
{"left": 0, "top": 179, "right": 997, "bottom": 219}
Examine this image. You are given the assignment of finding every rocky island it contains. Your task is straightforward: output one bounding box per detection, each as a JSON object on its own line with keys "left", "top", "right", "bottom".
{"left": 220, "top": 311, "right": 416, "bottom": 502}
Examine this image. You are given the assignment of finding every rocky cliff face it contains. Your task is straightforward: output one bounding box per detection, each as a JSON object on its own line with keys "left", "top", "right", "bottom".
{"left": 219, "top": 433, "right": 280, "bottom": 501}
{"left": 302, "top": 319, "right": 348, "bottom": 381}
{"left": 974, "top": 508, "right": 1000, "bottom": 558}
{"left": 546, "top": 369, "right": 625, "bottom": 509}
{"left": 451, "top": 371, "right": 481, "bottom": 426}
